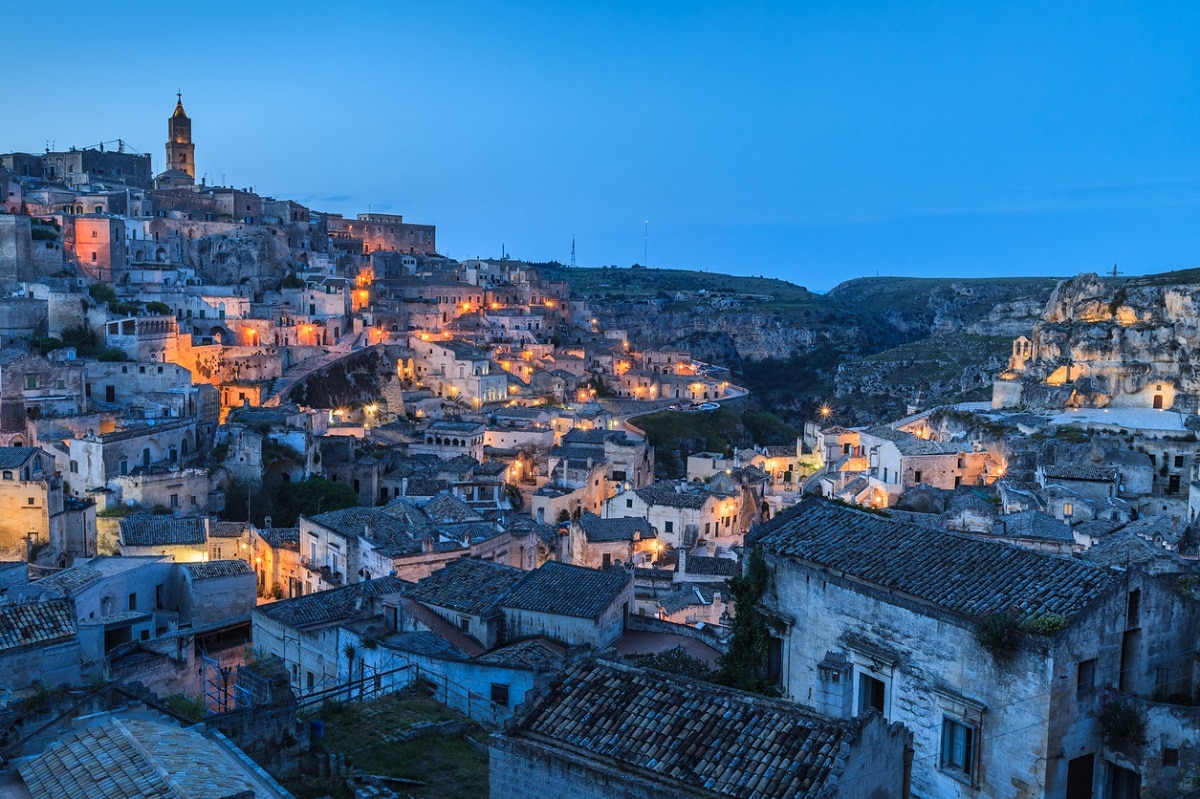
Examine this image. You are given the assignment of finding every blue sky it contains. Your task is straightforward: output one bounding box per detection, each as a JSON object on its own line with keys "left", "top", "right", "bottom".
{"left": 5, "top": 1, "right": 1200, "bottom": 290}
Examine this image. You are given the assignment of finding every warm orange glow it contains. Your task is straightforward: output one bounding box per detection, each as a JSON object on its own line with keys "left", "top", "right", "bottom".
{"left": 819, "top": 405, "right": 832, "bottom": 419}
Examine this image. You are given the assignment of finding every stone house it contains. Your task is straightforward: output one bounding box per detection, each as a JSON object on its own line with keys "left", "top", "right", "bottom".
{"left": 752, "top": 498, "right": 1200, "bottom": 799}
{"left": 409, "top": 337, "right": 507, "bottom": 405}
{"left": 408, "top": 420, "right": 486, "bottom": 461}
{"left": 562, "top": 513, "right": 657, "bottom": 570}
{"left": 858, "top": 425, "right": 994, "bottom": 504}
{"left": 490, "top": 659, "right": 911, "bottom": 799}
{"left": 251, "top": 575, "right": 411, "bottom": 695}
{"left": 0, "top": 447, "right": 66, "bottom": 559}
{"left": 0, "top": 598, "right": 81, "bottom": 693}
{"left": 67, "top": 416, "right": 201, "bottom": 498}
{"left": 117, "top": 515, "right": 208, "bottom": 561}
{"left": 498, "top": 560, "right": 632, "bottom": 649}
{"left": 172, "top": 559, "right": 256, "bottom": 627}
{"left": 603, "top": 481, "right": 744, "bottom": 550}
{"left": 1037, "top": 463, "right": 1118, "bottom": 503}
{"left": 0, "top": 350, "right": 87, "bottom": 446}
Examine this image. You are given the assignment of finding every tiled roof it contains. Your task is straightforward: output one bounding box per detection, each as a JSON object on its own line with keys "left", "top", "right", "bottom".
{"left": 185, "top": 559, "right": 253, "bottom": 580}
{"left": 405, "top": 558, "right": 524, "bottom": 616}
{"left": 683, "top": 555, "right": 739, "bottom": 577}
{"left": 512, "top": 659, "right": 861, "bottom": 798}
{"left": 577, "top": 512, "right": 655, "bottom": 543}
{"left": 658, "top": 586, "right": 712, "bottom": 614}
{"left": 0, "top": 599, "right": 76, "bottom": 652}
{"left": 119, "top": 516, "right": 206, "bottom": 547}
{"left": 309, "top": 507, "right": 430, "bottom": 555}
{"left": 209, "top": 521, "right": 248, "bottom": 538}
{"left": 421, "top": 492, "right": 484, "bottom": 523}
{"left": 635, "top": 482, "right": 712, "bottom": 510}
{"left": 473, "top": 638, "right": 566, "bottom": 671}
{"left": 16, "top": 715, "right": 286, "bottom": 799}
{"left": 500, "top": 561, "right": 630, "bottom": 620}
{"left": 256, "top": 576, "right": 410, "bottom": 628}
{"left": 258, "top": 526, "right": 300, "bottom": 548}
{"left": 34, "top": 565, "right": 102, "bottom": 595}
{"left": 992, "top": 511, "right": 1074, "bottom": 543}
{"left": 0, "top": 447, "right": 37, "bottom": 469}
{"left": 1042, "top": 463, "right": 1117, "bottom": 482}
{"left": 755, "top": 499, "right": 1117, "bottom": 624}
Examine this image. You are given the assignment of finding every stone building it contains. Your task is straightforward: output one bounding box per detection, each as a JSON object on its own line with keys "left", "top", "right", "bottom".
{"left": 490, "top": 659, "right": 911, "bottom": 799}
{"left": 159, "top": 94, "right": 195, "bottom": 187}
{"left": 0, "top": 598, "right": 81, "bottom": 693}
{"left": 0, "top": 447, "right": 66, "bottom": 560}
{"left": 752, "top": 498, "right": 1200, "bottom": 799}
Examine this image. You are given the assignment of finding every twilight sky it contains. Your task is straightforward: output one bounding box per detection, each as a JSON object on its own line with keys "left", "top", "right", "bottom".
{"left": 5, "top": 1, "right": 1200, "bottom": 290}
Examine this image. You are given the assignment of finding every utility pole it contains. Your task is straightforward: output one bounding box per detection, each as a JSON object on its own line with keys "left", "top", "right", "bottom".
{"left": 570, "top": 235, "right": 576, "bottom": 268}
{"left": 643, "top": 220, "right": 648, "bottom": 266}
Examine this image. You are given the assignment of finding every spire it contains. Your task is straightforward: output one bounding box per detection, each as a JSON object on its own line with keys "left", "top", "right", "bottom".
{"left": 173, "top": 92, "right": 187, "bottom": 118}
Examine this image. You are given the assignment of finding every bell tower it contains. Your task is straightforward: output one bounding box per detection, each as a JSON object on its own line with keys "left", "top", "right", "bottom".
{"left": 166, "top": 92, "right": 195, "bottom": 182}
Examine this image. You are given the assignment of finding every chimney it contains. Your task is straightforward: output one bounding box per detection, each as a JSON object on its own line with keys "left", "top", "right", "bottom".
{"left": 401, "top": 477, "right": 408, "bottom": 496}
{"left": 421, "top": 538, "right": 434, "bottom": 554}
{"left": 677, "top": 550, "right": 687, "bottom": 577}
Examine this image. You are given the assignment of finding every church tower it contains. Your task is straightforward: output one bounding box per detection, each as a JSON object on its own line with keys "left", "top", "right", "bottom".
{"left": 165, "top": 93, "right": 195, "bottom": 182}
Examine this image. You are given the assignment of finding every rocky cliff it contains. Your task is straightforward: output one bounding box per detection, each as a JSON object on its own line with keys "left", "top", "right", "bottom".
{"left": 1002, "top": 271, "right": 1200, "bottom": 411}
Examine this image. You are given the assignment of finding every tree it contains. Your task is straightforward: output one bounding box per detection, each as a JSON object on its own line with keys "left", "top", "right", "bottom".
{"left": 716, "top": 547, "right": 779, "bottom": 695}
{"left": 274, "top": 477, "right": 358, "bottom": 526}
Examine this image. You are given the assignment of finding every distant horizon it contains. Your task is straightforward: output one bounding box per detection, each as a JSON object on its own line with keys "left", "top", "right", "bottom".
{"left": 6, "top": 2, "right": 1200, "bottom": 292}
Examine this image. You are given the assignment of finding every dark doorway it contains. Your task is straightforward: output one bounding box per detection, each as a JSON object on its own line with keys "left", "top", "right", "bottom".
{"left": 1066, "top": 753, "right": 1094, "bottom": 799}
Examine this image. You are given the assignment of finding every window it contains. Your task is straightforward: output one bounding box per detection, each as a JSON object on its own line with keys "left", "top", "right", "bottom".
{"left": 26, "top": 497, "right": 34, "bottom": 505}
{"left": 664, "top": 521, "right": 674, "bottom": 533}
{"left": 458, "top": 616, "right": 470, "bottom": 632}
{"left": 24, "top": 375, "right": 36, "bottom": 389}
{"left": 128, "top": 592, "right": 137, "bottom": 610}
{"left": 941, "top": 718, "right": 976, "bottom": 782}
{"left": 1164, "top": 748, "right": 1180, "bottom": 768}
{"left": 170, "top": 494, "right": 179, "bottom": 508}
{"left": 1127, "top": 589, "right": 1141, "bottom": 628}
{"left": 490, "top": 683, "right": 510, "bottom": 707}
{"left": 69, "top": 461, "right": 78, "bottom": 473}
{"left": 859, "top": 673, "right": 885, "bottom": 714}
{"left": 1077, "top": 658, "right": 1096, "bottom": 696}
{"left": 626, "top": 498, "right": 633, "bottom": 508}
{"left": 3, "top": 471, "right": 12, "bottom": 481}
{"left": 1175, "top": 455, "right": 1184, "bottom": 468}
{"left": 914, "top": 470, "right": 923, "bottom": 484}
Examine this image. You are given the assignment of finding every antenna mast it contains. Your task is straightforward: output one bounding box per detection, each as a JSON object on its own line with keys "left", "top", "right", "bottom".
{"left": 570, "top": 235, "right": 576, "bottom": 268}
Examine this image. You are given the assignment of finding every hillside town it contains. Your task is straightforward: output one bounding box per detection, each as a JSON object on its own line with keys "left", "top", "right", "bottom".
{"left": 0, "top": 100, "right": 1197, "bottom": 799}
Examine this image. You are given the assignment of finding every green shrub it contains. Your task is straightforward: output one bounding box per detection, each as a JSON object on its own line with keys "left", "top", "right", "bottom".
{"left": 975, "top": 609, "right": 1020, "bottom": 656}
{"left": 1020, "top": 613, "right": 1069, "bottom": 636}
{"left": 1099, "top": 698, "right": 1146, "bottom": 744}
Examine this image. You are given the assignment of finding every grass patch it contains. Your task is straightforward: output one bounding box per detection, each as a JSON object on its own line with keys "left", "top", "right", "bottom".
{"left": 285, "top": 693, "right": 487, "bottom": 799}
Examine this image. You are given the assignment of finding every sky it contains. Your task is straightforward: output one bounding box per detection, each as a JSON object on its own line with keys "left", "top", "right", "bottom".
{"left": 5, "top": 1, "right": 1200, "bottom": 291}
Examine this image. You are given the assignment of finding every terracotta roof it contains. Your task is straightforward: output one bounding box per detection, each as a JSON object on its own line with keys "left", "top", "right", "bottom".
{"left": 500, "top": 561, "right": 630, "bottom": 620}
{"left": 754, "top": 498, "right": 1117, "bottom": 624}
{"left": 405, "top": 558, "right": 524, "bottom": 616}
{"left": 184, "top": 559, "right": 253, "bottom": 580}
{"left": 0, "top": 599, "right": 76, "bottom": 652}
{"left": 512, "top": 659, "right": 862, "bottom": 798}
{"left": 119, "top": 516, "right": 206, "bottom": 547}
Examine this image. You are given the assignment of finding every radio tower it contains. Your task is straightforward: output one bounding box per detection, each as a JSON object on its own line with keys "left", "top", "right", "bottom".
{"left": 570, "top": 235, "right": 576, "bottom": 268}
